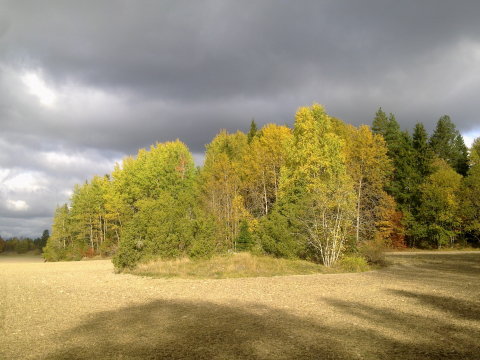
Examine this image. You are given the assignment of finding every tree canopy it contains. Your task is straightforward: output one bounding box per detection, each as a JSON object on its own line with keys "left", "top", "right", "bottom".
{"left": 44, "top": 104, "right": 479, "bottom": 269}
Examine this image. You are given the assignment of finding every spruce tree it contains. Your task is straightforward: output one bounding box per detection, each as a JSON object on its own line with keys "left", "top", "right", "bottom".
{"left": 453, "top": 134, "right": 469, "bottom": 176}
{"left": 372, "top": 107, "right": 389, "bottom": 136}
{"left": 236, "top": 220, "right": 254, "bottom": 251}
{"left": 383, "top": 114, "right": 415, "bottom": 211}
{"left": 429, "top": 115, "right": 469, "bottom": 175}
{"left": 412, "top": 122, "right": 434, "bottom": 179}
{"left": 247, "top": 118, "right": 258, "bottom": 144}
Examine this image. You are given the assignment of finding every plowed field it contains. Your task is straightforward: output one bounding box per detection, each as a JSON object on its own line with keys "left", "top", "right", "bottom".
{"left": 1, "top": 251, "right": 479, "bottom": 359}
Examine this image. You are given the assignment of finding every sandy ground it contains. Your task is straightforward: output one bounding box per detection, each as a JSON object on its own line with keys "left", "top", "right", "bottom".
{"left": 0, "top": 252, "right": 479, "bottom": 359}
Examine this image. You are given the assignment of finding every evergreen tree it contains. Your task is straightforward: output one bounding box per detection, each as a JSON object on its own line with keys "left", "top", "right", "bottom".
{"left": 453, "top": 134, "right": 469, "bottom": 176}
{"left": 247, "top": 118, "right": 258, "bottom": 144}
{"left": 429, "top": 115, "right": 469, "bottom": 175}
{"left": 383, "top": 114, "right": 415, "bottom": 211}
{"left": 372, "top": 107, "right": 389, "bottom": 136}
{"left": 412, "top": 122, "right": 435, "bottom": 179}
{"left": 235, "top": 220, "right": 254, "bottom": 251}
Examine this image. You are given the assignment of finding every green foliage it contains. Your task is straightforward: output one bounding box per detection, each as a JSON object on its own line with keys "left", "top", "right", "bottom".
{"left": 0, "top": 237, "right": 4, "bottom": 253}
{"left": 418, "top": 159, "right": 463, "bottom": 248}
{"left": 45, "top": 104, "right": 480, "bottom": 271}
{"left": 336, "top": 254, "right": 370, "bottom": 273}
{"left": 372, "top": 107, "right": 388, "bottom": 136}
{"left": 412, "top": 122, "right": 435, "bottom": 179}
{"left": 15, "top": 239, "right": 30, "bottom": 254}
{"left": 281, "top": 104, "right": 356, "bottom": 267}
{"left": 258, "top": 194, "right": 306, "bottom": 259}
{"left": 235, "top": 220, "right": 254, "bottom": 252}
{"left": 247, "top": 118, "right": 258, "bottom": 144}
{"left": 461, "top": 141, "right": 480, "bottom": 242}
{"left": 113, "top": 140, "right": 198, "bottom": 269}
{"left": 429, "top": 115, "right": 469, "bottom": 176}
{"left": 385, "top": 119, "right": 416, "bottom": 210}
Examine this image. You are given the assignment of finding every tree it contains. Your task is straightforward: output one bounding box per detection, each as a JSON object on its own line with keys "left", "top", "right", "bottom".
{"left": 113, "top": 140, "right": 198, "bottom": 269}
{"left": 372, "top": 107, "right": 389, "bottom": 136}
{"left": 344, "top": 124, "right": 395, "bottom": 245}
{"left": 34, "top": 230, "right": 49, "bottom": 251}
{"left": 429, "top": 115, "right": 469, "bottom": 175}
{"left": 241, "top": 124, "right": 292, "bottom": 217}
{"left": 418, "top": 159, "right": 462, "bottom": 248}
{"left": 236, "top": 220, "right": 254, "bottom": 251}
{"left": 247, "top": 118, "right": 258, "bottom": 144}
{"left": 44, "top": 204, "right": 71, "bottom": 261}
{"left": 470, "top": 137, "right": 480, "bottom": 166}
{"left": 0, "top": 236, "right": 4, "bottom": 253}
{"left": 412, "top": 122, "right": 435, "bottom": 179}
{"left": 462, "top": 137, "right": 480, "bottom": 241}
{"left": 199, "top": 130, "right": 248, "bottom": 251}
{"left": 15, "top": 238, "right": 30, "bottom": 254}
{"left": 383, "top": 115, "right": 416, "bottom": 211}
{"left": 281, "top": 104, "right": 356, "bottom": 267}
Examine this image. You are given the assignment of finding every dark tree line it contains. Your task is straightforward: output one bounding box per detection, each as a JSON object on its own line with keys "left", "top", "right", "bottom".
{"left": 0, "top": 230, "right": 49, "bottom": 254}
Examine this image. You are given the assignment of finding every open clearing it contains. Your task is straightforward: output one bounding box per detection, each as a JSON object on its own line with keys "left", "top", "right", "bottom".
{"left": 1, "top": 252, "right": 479, "bottom": 359}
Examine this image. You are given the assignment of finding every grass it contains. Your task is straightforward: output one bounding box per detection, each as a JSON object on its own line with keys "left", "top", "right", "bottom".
{"left": 0, "top": 250, "right": 41, "bottom": 257}
{"left": 127, "top": 252, "right": 335, "bottom": 279}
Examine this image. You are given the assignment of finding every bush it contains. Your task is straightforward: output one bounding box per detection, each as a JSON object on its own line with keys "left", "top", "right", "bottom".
{"left": 337, "top": 255, "right": 370, "bottom": 273}
{"left": 358, "top": 240, "right": 387, "bottom": 266}
{"left": 34, "top": 248, "right": 42, "bottom": 255}
{"left": 236, "top": 220, "right": 254, "bottom": 252}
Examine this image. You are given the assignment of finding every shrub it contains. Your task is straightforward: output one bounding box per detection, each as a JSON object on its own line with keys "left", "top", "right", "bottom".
{"left": 236, "top": 220, "right": 254, "bottom": 252}
{"left": 34, "top": 248, "right": 42, "bottom": 255}
{"left": 358, "top": 240, "right": 387, "bottom": 266}
{"left": 337, "top": 255, "right": 370, "bottom": 273}
{"left": 86, "top": 248, "right": 95, "bottom": 258}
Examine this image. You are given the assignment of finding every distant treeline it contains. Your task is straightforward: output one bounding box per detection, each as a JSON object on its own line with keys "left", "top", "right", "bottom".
{"left": 0, "top": 230, "right": 49, "bottom": 254}
{"left": 43, "top": 104, "right": 480, "bottom": 269}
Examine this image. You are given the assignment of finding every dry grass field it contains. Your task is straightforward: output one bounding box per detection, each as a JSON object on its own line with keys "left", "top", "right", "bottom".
{"left": 1, "top": 251, "right": 479, "bottom": 359}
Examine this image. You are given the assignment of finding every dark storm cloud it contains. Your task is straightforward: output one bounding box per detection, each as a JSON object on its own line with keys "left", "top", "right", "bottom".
{"left": 1, "top": 1, "right": 480, "bottom": 237}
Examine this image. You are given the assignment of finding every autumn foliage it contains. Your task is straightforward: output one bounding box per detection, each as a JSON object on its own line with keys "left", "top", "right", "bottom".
{"left": 44, "top": 104, "right": 480, "bottom": 268}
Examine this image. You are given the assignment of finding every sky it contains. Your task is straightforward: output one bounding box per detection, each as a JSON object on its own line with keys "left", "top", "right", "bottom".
{"left": 1, "top": 1, "right": 480, "bottom": 239}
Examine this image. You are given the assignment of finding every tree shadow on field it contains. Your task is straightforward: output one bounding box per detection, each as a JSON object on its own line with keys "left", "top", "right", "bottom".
{"left": 46, "top": 296, "right": 480, "bottom": 360}
{"left": 322, "top": 292, "right": 480, "bottom": 360}
{"left": 384, "top": 252, "right": 480, "bottom": 285}
{"left": 388, "top": 289, "right": 480, "bottom": 321}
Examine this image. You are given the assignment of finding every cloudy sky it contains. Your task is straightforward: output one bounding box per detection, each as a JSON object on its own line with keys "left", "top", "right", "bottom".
{"left": 1, "top": 1, "right": 480, "bottom": 239}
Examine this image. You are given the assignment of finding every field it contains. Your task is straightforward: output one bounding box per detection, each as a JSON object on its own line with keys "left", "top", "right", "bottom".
{"left": 1, "top": 251, "right": 479, "bottom": 359}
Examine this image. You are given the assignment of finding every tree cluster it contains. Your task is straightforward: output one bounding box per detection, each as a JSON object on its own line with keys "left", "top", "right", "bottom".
{"left": 0, "top": 230, "right": 49, "bottom": 254}
{"left": 44, "top": 104, "right": 480, "bottom": 268}
{"left": 371, "top": 108, "right": 479, "bottom": 248}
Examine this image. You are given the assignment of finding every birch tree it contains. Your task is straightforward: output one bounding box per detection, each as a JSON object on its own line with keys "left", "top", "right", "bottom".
{"left": 281, "top": 104, "right": 356, "bottom": 267}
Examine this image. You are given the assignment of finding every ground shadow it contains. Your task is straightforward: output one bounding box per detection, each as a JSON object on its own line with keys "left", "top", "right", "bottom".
{"left": 382, "top": 252, "right": 480, "bottom": 285}
{"left": 388, "top": 289, "right": 480, "bottom": 321}
{"left": 322, "top": 295, "right": 480, "bottom": 360}
{"left": 44, "top": 295, "right": 480, "bottom": 360}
